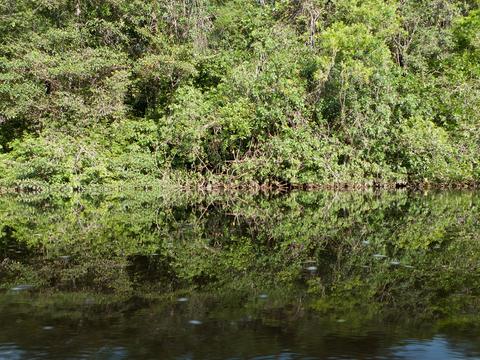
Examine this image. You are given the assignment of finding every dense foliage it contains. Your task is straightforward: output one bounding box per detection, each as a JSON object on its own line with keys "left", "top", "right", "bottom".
{"left": 1, "top": 0, "right": 479, "bottom": 187}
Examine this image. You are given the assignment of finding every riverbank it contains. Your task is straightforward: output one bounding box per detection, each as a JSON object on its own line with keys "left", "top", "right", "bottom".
{"left": 1, "top": 174, "right": 479, "bottom": 199}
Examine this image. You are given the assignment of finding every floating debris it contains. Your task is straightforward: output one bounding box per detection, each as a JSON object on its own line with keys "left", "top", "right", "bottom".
{"left": 42, "top": 326, "right": 54, "bottom": 331}
{"left": 337, "top": 319, "right": 346, "bottom": 323}
{"left": 11, "top": 285, "right": 34, "bottom": 292}
{"left": 373, "top": 254, "right": 387, "bottom": 259}
{"left": 259, "top": 293, "right": 268, "bottom": 299}
{"left": 177, "top": 297, "right": 189, "bottom": 302}
{"left": 390, "top": 260, "right": 401, "bottom": 266}
{"left": 188, "top": 320, "right": 202, "bottom": 325}
{"left": 306, "top": 266, "right": 318, "bottom": 272}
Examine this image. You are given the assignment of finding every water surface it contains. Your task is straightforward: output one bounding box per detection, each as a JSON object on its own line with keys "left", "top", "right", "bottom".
{"left": 1, "top": 190, "right": 480, "bottom": 359}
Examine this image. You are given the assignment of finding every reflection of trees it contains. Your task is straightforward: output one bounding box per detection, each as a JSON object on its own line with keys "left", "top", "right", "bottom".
{"left": 0, "top": 190, "right": 480, "bottom": 324}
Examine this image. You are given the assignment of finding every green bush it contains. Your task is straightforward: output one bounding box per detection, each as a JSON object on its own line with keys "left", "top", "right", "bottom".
{"left": 0, "top": 0, "right": 479, "bottom": 188}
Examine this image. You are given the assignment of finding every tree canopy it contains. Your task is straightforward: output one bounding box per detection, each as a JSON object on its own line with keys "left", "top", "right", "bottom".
{"left": 1, "top": 0, "right": 479, "bottom": 189}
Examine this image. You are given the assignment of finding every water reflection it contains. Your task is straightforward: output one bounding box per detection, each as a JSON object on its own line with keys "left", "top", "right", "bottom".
{"left": 392, "top": 337, "right": 480, "bottom": 360}
{"left": 0, "top": 345, "right": 25, "bottom": 360}
{"left": 1, "top": 312, "right": 480, "bottom": 359}
{"left": 0, "top": 190, "right": 480, "bottom": 358}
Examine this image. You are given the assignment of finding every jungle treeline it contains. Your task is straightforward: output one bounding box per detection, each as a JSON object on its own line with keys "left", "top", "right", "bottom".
{"left": 1, "top": 0, "right": 479, "bottom": 190}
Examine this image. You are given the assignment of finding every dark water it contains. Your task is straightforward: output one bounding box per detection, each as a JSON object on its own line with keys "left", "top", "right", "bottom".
{"left": 1, "top": 190, "right": 480, "bottom": 359}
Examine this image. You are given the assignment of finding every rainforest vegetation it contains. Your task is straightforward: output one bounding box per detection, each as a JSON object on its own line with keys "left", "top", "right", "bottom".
{"left": 1, "top": 0, "right": 480, "bottom": 189}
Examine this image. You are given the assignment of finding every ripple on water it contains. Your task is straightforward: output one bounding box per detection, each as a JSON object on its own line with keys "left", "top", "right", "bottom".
{"left": 11, "top": 285, "right": 34, "bottom": 292}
